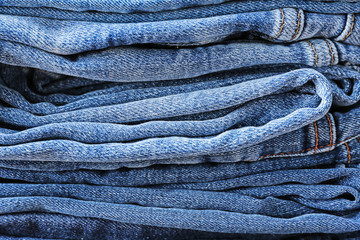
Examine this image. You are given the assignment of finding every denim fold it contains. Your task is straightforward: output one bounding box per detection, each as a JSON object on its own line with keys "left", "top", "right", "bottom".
{"left": 1, "top": 0, "right": 360, "bottom": 238}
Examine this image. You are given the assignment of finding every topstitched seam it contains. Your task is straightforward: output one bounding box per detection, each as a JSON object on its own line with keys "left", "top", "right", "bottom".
{"left": 326, "top": 114, "right": 333, "bottom": 151}
{"left": 325, "top": 40, "right": 334, "bottom": 66}
{"left": 344, "top": 142, "right": 351, "bottom": 164}
{"left": 306, "top": 41, "right": 318, "bottom": 67}
{"left": 270, "top": 8, "right": 285, "bottom": 40}
{"left": 314, "top": 121, "right": 319, "bottom": 154}
{"left": 343, "top": 14, "right": 355, "bottom": 41}
{"left": 291, "top": 9, "right": 301, "bottom": 40}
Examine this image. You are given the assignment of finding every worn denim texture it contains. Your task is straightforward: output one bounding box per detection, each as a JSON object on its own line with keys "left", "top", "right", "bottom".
{"left": 0, "top": 67, "right": 333, "bottom": 163}
{"left": 0, "top": 63, "right": 359, "bottom": 168}
{"left": 1, "top": 1, "right": 360, "bottom": 239}
{"left": 2, "top": 39, "right": 360, "bottom": 82}
{"left": 1, "top": 8, "right": 360, "bottom": 55}
{"left": 2, "top": 214, "right": 360, "bottom": 240}
{"left": 1, "top": 0, "right": 360, "bottom": 23}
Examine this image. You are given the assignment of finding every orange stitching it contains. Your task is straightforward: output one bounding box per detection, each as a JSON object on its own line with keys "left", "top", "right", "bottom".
{"left": 306, "top": 41, "right": 318, "bottom": 67}
{"left": 325, "top": 41, "right": 334, "bottom": 66}
{"left": 314, "top": 121, "right": 319, "bottom": 154}
{"left": 255, "top": 135, "right": 359, "bottom": 161}
{"left": 270, "top": 8, "right": 285, "bottom": 40}
{"left": 213, "top": 130, "right": 360, "bottom": 162}
{"left": 291, "top": 9, "right": 301, "bottom": 40}
{"left": 343, "top": 14, "right": 355, "bottom": 41}
{"left": 326, "top": 114, "right": 333, "bottom": 151}
{"left": 344, "top": 142, "right": 351, "bottom": 164}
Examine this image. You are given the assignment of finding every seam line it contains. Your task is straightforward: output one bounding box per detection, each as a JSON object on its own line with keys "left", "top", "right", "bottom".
{"left": 325, "top": 40, "right": 334, "bottom": 65}
{"left": 343, "top": 14, "right": 355, "bottom": 41}
{"left": 209, "top": 120, "right": 360, "bottom": 160}
{"left": 291, "top": 9, "right": 301, "bottom": 40}
{"left": 344, "top": 142, "right": 351, "bottom": 164}
{"left": 255, "top": 134, "right": 359, "bottom": 161}
{"left": 314, "top": 121, "right": 319, "bottom": 154}
{"left": 326, "top": 114, "right": 333, "bottom": 151}
{"left": 306, "top": 41, "right": 318, "bottom": 67}
{"left": 270, "top": 8, "right": 285, "bottom": 40}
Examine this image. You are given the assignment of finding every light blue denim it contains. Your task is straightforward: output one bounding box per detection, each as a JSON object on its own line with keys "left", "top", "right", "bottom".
{"left": 1, "top": 9, "right": 359, "bottom": 55}
{"left": 0, "top": 0, "right": 230, "bottom": 13}
{"left": 1, "top": 61, "right": 360, "bottom": 168}
{"left": 0, "top": 0, "right": 360, "bottom": 238}
{"left": 0, "top": 0, "right": 359, "bottom": 23}
{"left": 1, "top": 39, "right": 357, "bottom": 82}
{"left": 0, "top": 94, "right": 358, "bottom": 170}
{"left": 0, "top": 68, "right": 333, "bottom": 165}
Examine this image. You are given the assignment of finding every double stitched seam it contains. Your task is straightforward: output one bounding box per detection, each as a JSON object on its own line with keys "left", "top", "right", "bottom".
{"left": 291, "top": 9, "right": 301, "bottom": 40}
{"left": 259, "top": 120, "right": 321, "bottom": 160}
{"left": 344, "top": 142, "right": 351, "bottom": 164}
{"left": 313, "top": 121, "right": 319, "bottom": 154}
{"left": 174, "top": 108, "right": 360, "bottom": 161}
{"left": 306, "top": 41, "right": 318, "bottom": 67}
{"left": 343, "top": 14, "right": 355, "bottom": 41}
{"left": 254, "top": 134, "right": 359, "bottom": 161}
{"left": 326, "top": 114, "right": 333, "bottom": 151}
{"left": 270, "top": 8, "right": 285, "bottom": 40}
{"left": 325, "top": 40, "right": 334, "bottom": 65}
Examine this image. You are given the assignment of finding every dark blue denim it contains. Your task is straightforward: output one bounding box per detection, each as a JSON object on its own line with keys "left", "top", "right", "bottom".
{"left": 2, "top": 213, "right": 360, "bottom": 240}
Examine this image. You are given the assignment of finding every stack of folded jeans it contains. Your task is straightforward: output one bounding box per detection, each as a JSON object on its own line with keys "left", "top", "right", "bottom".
{"left": 1, "top": 0, "right": 360, "bottom": 239}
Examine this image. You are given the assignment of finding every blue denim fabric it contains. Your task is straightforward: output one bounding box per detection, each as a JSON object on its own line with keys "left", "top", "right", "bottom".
{"left": 0, "top": 213, "right": 243, "bottom": 240}
{"left": 2, "top": 213, "right": 360, "bottom": 240}
{"left": 1, "top": 64, "right": 358, "bottom": 111}
{"left": 0, "top": 99, "right": 358, "bottom": 170}
{"left": 3, "top": 193, "right": 360, "bottom": 234}
{"left": 0, "top": 1, "right": 359, "bottom": 23}
{"left": 0, "top": 97, "right": 359, "bottom": 235}
{"left": 1, "top": 0, "right": 360, "bottom": 238}
{"left": 2, "top": 9, "right": 359, "bottom": 55}
{"left": 0, "top": 0, "right": 231, "bottom": 13}
{"left": 0, "top": 68, "right": 334, "bottom": 164}
{"left": 3, "top": 166, "right": 360, "bottom": 216}
{"left": 1, "top": 39, "right": 358, "bottom": 82}
{"left": 0, "top": 237, "right": 55, "bottom": 240}
{"left": 1, "top": 61, "right": 359, "bottom": 167}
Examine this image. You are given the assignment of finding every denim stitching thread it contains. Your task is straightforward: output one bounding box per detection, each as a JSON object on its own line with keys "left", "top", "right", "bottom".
{"left": 343, "top": 14, "right": 355, "bottom": 41}
{"left": 291, "top": 9, "right": 301, "bottom": 40}
{"left": 270, "top": 8, "right": 285, "bottom": 40}
{"left": 306, "top": 41, "right": 318, "bottom": 67}
{"left": 325, "top": 40, "right": 334, "bottom": 65}
{"left": 255, "top": 134, "right": 359, "bottom": 162}
{"left": 314, "top": 121, "right": 319, "bottom": 154}
{"left": 326, "top": 114, "right": 333, "bottom": 151}
{"left": 344, "top": 142, "right": 351, "bottom": 164}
